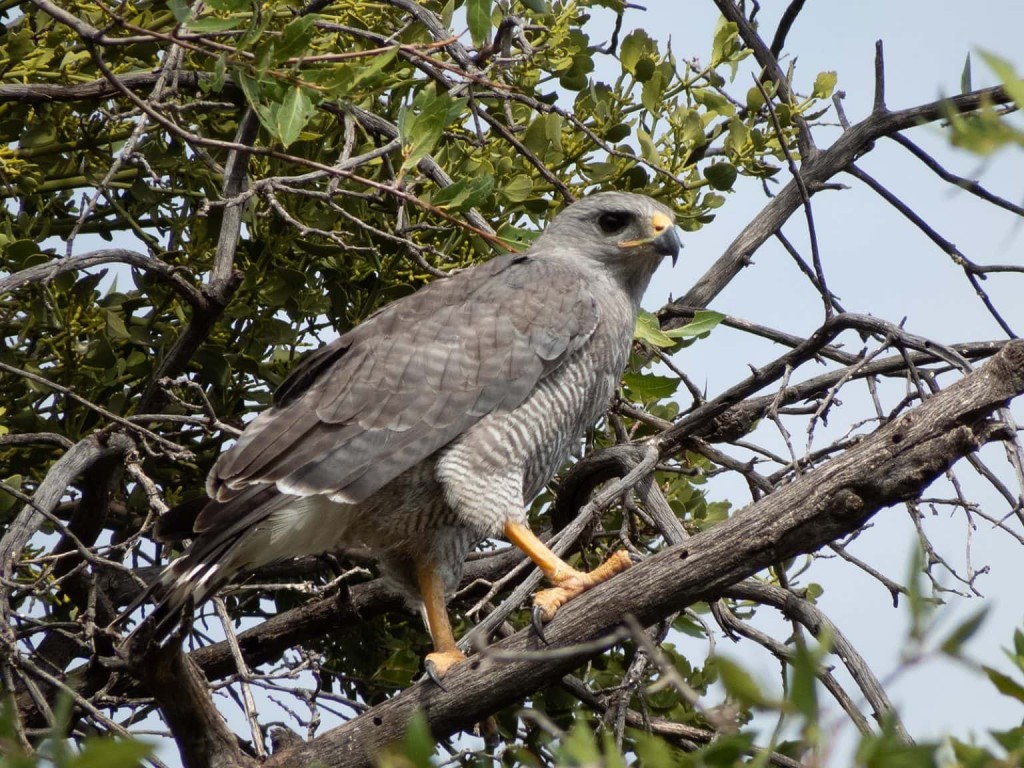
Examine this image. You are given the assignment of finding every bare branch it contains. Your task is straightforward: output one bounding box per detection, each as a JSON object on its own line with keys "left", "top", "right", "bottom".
{"left": 0, "top": 432, "right": 135, "bottom": 582}
{"left": 662, "top": 84, "right": 1015, "bottom": 321}
{"left": 125, "top": 636, "right": 259, "bottom": 768}
{"left": 0, "top": 249, "right": 206, "bottom": 309}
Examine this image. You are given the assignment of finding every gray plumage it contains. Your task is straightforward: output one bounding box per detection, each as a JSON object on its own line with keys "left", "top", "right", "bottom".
{"left": 149, "top": 192, "right": 679, "bottom": 637}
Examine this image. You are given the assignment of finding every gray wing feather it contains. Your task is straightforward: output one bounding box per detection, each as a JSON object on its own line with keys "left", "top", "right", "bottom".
{"left": 201, "top": 252, "right": 599, "bottom": 530}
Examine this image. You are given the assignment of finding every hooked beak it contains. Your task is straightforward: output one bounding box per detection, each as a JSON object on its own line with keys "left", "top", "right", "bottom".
{"left": 653, "top": 225, "right": 681, "bottom": 266}
{"left": 618, "top": 211, "right": 682, "bottom": 265}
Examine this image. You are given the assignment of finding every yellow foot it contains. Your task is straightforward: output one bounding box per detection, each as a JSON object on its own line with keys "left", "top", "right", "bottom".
{"left": 424, "top": 648, "right": 466, "bottom": 687}
{"left": 532, "top": 549, "right": 634, "bottom": 624}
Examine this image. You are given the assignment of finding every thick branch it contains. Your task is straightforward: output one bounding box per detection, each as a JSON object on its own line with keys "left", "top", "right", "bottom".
{"left": 0, "top": 249, "right": 206, "bottom": 309}
{"left": 661, "top": 84, "right": 1014, "bottom": 323}
{"left": 0, "top": 432, "right": 135, "bottom": 581}
{"left": 128, "top": 640, "right": 258, "bottom": 768}
{"left": 267, "top": 341, "right": 1024, "bottom": 768}
{"left": 0, "top": 72, "right": 210, "bottom": 103}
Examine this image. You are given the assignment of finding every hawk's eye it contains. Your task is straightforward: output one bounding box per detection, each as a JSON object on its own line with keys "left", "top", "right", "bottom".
{"left": 597, "top": 211, "right": 632, "bottom": 234}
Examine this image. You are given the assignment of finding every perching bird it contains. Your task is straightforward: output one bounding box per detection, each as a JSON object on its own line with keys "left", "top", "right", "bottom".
{"left": 145, "top": 192, "right": 680, "bottom": 678}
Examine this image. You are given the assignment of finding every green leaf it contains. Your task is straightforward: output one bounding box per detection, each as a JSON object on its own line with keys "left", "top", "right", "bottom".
{"left": 466, "top": 0, "right": 492, "bottom": 46}
{"left": 905, "top": 544, "right": 932, "bottom": 640}
{"left": 856, "top": 720, "right": 943, "bottom": 767}
{"left": 105, "top": 310, "right": 130, "bottom": 340}
{"left": 19, "top": 122, "right": 57, "bottom": 149}
{"left": 275, "top": 86, "right": 316, "bottom": 147}
{"left": 432, "top": 175, "right": 494, "bottom": 211}
{"left": 641, "top": 71, "right": 664, "bottom": 112}
{"left": 634, "top": 310, "right": 676, "bottom": 348}
{"left": 235, "top": 70, "right": 262, "bottom": 110}
{"left": 72, "top": 737, "right": 153, "bottom": 768}
{"left": 946, "top": 107, "right": 1023, "bottom": 155}
{"left": 345, "top": 46, "right": 399, "bottom": 95}
{"left": 500, "top": 174, "right": 533, "bottom": 203}
{"left": 979, "top": 49, "right": 1024, "bottom": 107}
{"left": 275, "top": 15, "right": 318, "bottom": 62}
{"left": 637, "top": 128, "right": 659, "bottom": 163}
{"left": 167, "top": 0, "right": 191, "bottom": 23}
{"left": 789, "top": 638, "right": 823, "bottom": 721}
{"left": 984, "top": 665, "right": 1024, "bottom": 703}
{"left": 745, "top": 85, "right": 765, "bottom": 112}
{"left": 939, "top": 607, "right": 988, "bottom": 656}
{"left": 623, "top": 371, "right": 679, "bottom": 403}
{"left": 961, "top": 52, "right": 972, "bottom": 94}
{"left": 725, "top": 118, "right": 751, "bottom": 156}
{"left": 950, "top": 737, "right": 998, "bottom": 766}
{"left": 991, "top": 725, "right": 1024, "bottom": 753}
{"left": 211, "top": 54, "right": 227, "bottom": 91}
{"left": 703, "top": 162, "right": 737, "bottom": 191}
{"left": 710, "top": 19, "right": 739, "bottom": 67}
{"left": 557, "top": 720, "right": 602, "bottom": 764}
{"left": 671, "top": 613, "right": 708, "bottom": 639}
{"left": 0, "top": 474, "right": 22, "bottom": 519}
{"left": 205, "top": 0, "right": 250, "bottom": 10}
{"left": 4, "top": 26, "right": 34, "bottom": 61}
{"left": 400, "top": 91, "right": 466, "bottom": 171}
{"left": 1013, "top": 628, "right": 1024, "bottom": 659}
{"left": 605, "top": 123, "right": 630, "bottom": 142}
{"left": 805, "top": 582, "right": 824, "bottom": 601}
{"left": 2, "top": 239, "right": 45, "bottom": 269}
{"left": 665, "top": 310, "right": 724, "bottom": 339}
{"left": 630, "top": 729, "right": 677, "bottom": 768}
{"left": 620, "top": 29, "right": 656, "bottom": 76}
{"left": 812, "top": 71, "right": 838, "bottom": 99}
{"left": 693, "top": 87, "right": 735, "bottom": 116}
{"left": 700, "top": 732, "right": 758, "bottom": 764}
{"left": 496, "top": 224, "right": 540, "bottom": 252}
{"left": 378, "top": 710, "right": 434, "bottom": 768}
{"left": 712, "top": 656, "right": 775, "bottom": 708}
{"left": 187, "top": 14, "right": 245, "bottom": 32}
{"left": 519, "top": 0, "right": 546, "bottom": 11}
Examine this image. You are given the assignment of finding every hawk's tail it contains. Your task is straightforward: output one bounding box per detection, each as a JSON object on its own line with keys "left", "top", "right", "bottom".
{"left": 119, "top": 529, "right": 239, "bottom": 644}
{"left": 119, "top": 487, "right": 277, "bottom": 643}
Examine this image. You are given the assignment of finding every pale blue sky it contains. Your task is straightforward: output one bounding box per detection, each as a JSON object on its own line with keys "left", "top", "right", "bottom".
{"left": 621, "top": 1, "right": 1024, "bottom": 761}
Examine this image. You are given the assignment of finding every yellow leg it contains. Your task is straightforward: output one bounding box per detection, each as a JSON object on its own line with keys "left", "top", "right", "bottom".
{"left": 504, "top": 521, "right": 633, "bottom": 623}
{"left": 416, "top": 562, "right": 466, "bottom": 680}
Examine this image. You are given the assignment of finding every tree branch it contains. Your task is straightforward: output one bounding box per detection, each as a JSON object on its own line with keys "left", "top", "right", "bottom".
{"left": 266, "top": 341, "right": 1024, "bottom": 768}
{"left": 660, "top": 85, "right": 1014, "bottom": 323}
{"left": 127, "top": 637, "right": 259, "bottom": 768}
{"left": 0, "top": 248, "right": 206, "bottom": 310}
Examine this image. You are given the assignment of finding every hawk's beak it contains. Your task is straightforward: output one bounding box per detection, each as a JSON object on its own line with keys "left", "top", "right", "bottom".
{"left": 651, "top": 212, "right": 681, "bottom": 266}
{"left": 653, "top": 224, "right": 681, "bottom": 266}
{"left": 618, "top": 211, "right": 682, "bottom": 265}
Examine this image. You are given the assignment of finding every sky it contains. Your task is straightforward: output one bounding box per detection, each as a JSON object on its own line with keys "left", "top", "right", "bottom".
{"left": 618, "top": 0, "right": 1024, "bottom": 761}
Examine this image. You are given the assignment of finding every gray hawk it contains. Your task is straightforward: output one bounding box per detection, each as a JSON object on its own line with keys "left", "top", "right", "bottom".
{"left": 147, "top": 191, "right": 680, "bottom": 678}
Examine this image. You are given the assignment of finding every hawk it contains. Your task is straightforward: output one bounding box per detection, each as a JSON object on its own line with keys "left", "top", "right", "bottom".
{"left": 148, "top": 192, "right": 680, "bottom": 678}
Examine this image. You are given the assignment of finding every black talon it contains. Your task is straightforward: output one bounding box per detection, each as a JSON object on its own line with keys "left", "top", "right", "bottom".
{"left": 531, "top": 604, "right": 550, "bottom": 644}
{"left": 425, "top": 661, "right": 448, "bottom": 691}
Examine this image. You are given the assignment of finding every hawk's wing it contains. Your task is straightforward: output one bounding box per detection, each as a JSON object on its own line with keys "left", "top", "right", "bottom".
{"left": 198, "top": 252, "right": 600, "bottom": 533}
